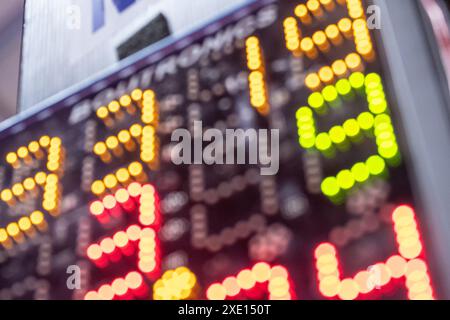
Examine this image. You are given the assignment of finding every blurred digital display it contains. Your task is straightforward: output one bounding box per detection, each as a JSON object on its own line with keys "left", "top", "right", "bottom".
{"left": 0, "top": 0, "right": 436, "bottom": 300}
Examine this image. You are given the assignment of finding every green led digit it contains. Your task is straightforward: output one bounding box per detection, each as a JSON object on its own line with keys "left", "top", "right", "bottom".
{"left": 296, "top": 72, "right": 401, "bottom": 202}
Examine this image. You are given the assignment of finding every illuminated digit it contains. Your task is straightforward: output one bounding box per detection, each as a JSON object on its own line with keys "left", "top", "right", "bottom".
{"left": 284, "top": 0, "right": 375, "bottom": 90}
{"left": 297, "top": 72, "right": 399, "bottom": 201}
{"left": 85, "top": 182, "right": 161, "bottom": 300}
{"left": 0, "top": 136, "right": 65, "bottom": 248}
{"left": 314, "top": 205, "right": 434, "bottom": 300}
{"left": 92, "top": 89, "right": 159, "bottom": 197}
{"left": 206, "top": 263, "right": 295, "bottom": 300}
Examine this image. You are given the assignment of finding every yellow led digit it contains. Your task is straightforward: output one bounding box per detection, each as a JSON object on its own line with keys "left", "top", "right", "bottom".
{"left": 289, "top": 0, "right": 375, "bottom": 91}
{"left": 0, "top": 136, "right": 64, "bottom": 248}
{"left": 246, "top": 36, "right": 269, "bottom": 115}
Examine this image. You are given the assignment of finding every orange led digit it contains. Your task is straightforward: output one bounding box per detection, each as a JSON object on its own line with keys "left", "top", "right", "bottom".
{"left": 315, "top": 206, "right": 434, "bottom": 300}
{"left": 207, "top": 263, "right": 295, "bottom": 300}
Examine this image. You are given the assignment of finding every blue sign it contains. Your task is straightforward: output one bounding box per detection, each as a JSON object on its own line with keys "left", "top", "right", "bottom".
{"left": 92, "top": 0, "right": 136, "bottom": 32}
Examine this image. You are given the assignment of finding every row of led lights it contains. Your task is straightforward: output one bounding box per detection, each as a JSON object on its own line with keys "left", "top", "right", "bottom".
{"left": 246, "top": 37, "right": 269, "bottom": 115}
{"left": 85, "top": 271, "right": 148, "bottom": 300}
{"left": 86, "top": 225, "right": 159, "bottom": 276}
{"left": 93, "top": 124, "right": 145, "bottom": 163}
{"left": 90, "top": 182, "right": 159, "bottom": 227}
{"left": 305, "top": 53, "right": 363, "bottom": 91}
{"left": 91, "top": 162, "right": 147, "bottom": 197}
{"left": 206, "top": 263, "right": 294, "bottom": 300}
{"left": 0, "top": 211, "right": 46, "bottom": 248}
{"left": 1, "top": 172, "right": 61, "bottom": 215}
{"left": 283, "top": 17, "right": 353, "bottom": 60}
{"left": 96, "top": 89, "right": 158, "bottom": 126}
{"left": 93, "top": 124, "right": 158, "bottom": 168}
{"left": 85, "top": 266, "right": 197, "bottom": 300}
{"left": 285, "top": 17, "right": 355, "bottom": 60}
{"left": 5, "top": 136, "right": 63, "bottom": 172}
{"left": 1, "top": 171, "right": 48, "bottom": 206}
{"left": 315, "top": 206, "right": 434, "bottom": 300}
{"left": 295, "top": 0, "right": 348, "bottom": 26}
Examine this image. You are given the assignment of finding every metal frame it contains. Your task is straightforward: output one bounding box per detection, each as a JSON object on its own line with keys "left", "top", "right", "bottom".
{"left": 375, "top": 0, "right": 450, "bottom": 299}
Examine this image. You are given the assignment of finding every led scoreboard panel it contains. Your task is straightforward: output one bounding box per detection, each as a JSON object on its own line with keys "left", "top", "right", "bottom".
{"left": 0, "top": 0, "right": 445, "bottom": 300}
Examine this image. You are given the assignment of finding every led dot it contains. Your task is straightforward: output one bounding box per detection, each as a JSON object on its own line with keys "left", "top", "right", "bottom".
{"left": 106, "top": 136, "right": 119, "bottom": 150}
{"left": 343, "top": 119, "right": 360, "bottom": 138}
{"left": 322, "top": 86, "right": 338, "bottom": 103}
{"left": 18, "top": 217, "right": 32, "bottom": 232}
{"left": 308, "top": 92, "right": 325, "bottom": 110}
{"left": 366, "top": 155, "right": 386, "bottom": 176}
{"left": 338, "top": 18, "right": 352, "bottom": 34}
{"left": 118, "top": 130, "right": 131, "bottom": 144}
{"left": 30, "top": 211, "right": 44, "bottom": 225}
{"left": 236, "top": 269, "right": 256, "bottom": 290}
{"left": 369, "top": 98, "right": 388, "bottom": 114}
{"left": 91, "top": 180, "right": 106, "bottom": 196}
{"left": 365, "top": 73, "right": 382, "bottom": 87}
{"left": 387, "top": 255, "right": 407, "bottom": 279}
{"left": 115, "top": 189, "right": 130, "bottom": 204}
{"left": 120, "top": 95, "right": 132, "bottom": 107}
{"left": 345, "top": 53, "right": 362, "bottom": 71}
{"left": 100, "top": 238, "right": 115, "bottom": 254}
{"left": 0, "top": 229, "right": 8, "bottom": 243}
{"left": 222, "top": 277, "right": 240, "bottom": 297}
{"left": 207, "top": 283, "right": 226, "bottom": 300}
{"left": 128, "top": 162, "right": 143, "bottom": 177}
{"left": 104, "top": 174, "right": 118, "bottom": 189}
{"left": 130, "top": 124, "right": 143, "bottom": 138}
{"left": 321, "top": 177, "right": 340, "bottom": 197}
{"left": 90, "top": 201, "right": 105, "bottom": 216}
{"left": 12, "top": 184, "right": 25, "bottom": 197}
{"left": 349, "top": 72, "right": 365, "bottom": 90}
{"left": 318, "top": 67, "right": 334, "bottom": 84}
{"left": 87, "top": 244, "right": 103, "bottom": 260}
{"left": 338, "top": 279, "right": 359, "bottom": 300}
{"left": 337, "top": 170, "right": 355, "bottom": 190}
{"left": 252, "top": 262, "right": 271, "bottom": 283}
{"left": 98, "top": 285, "right": 114, "bottom": 300}
{"left": 325, "top": 24, "right": 340, "bottom": 40}
{"left": 332, "top": 61, "right": 347, "bottom": 79}
{"left": 315, "top": 133, "right": 332, "bottom": 152}
{"left": 96, "top": 107, "right": 109, "bottom": 119}
{"left": 335, "top": 79, "right": 351, "bottom": 96}
{"left": 125, "top": 271, "right": 143, "bottom": 290}
{"left": 39, "top": 136, "right": 51, "bottom": 148}
{"left": 357, "top": 112, "right": 375, "bottom": 131}
{"left": 112, "top": 278, "right": 128, "bottom": 296}
{"left": 94, "top": 142, "right": 107, "bottom": 156}
{"left": 351, "top": 162, "right": 370, "bottom": 183}
{"left": 329, "top": 126, "right": 346, "bottom": 145}
{"left": 108, "top": 101, "right": 120, "bottom": 113}
{"left": 6, "top": 152, "right": 18, "bottom": 164}
{"left": 1, "top": 189, "right": 13, "bottom": 202}
{"left": 305, "top": 73, "right": 321, "bottom": 91}
{"left": 6, "top": 223, "right": 20, "bottom": 237}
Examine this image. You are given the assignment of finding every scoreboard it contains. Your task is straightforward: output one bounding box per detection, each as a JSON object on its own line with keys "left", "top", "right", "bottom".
{"left": 1, "top": 0, "right": 449, "bottom": 300}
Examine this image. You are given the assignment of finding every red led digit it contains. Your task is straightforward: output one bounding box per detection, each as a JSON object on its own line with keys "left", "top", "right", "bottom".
{"left": 85, "top": 183, "right": 162, "bottom": 299}
{"left": 314, "top": 205, "right": 434, "bottom": 300}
